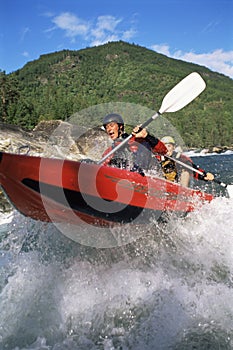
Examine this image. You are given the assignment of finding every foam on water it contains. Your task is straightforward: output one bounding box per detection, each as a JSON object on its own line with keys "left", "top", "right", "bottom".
{"left": 184, "top": 150, "right": 233, "bottom": 157}
{"left": 0, "top": 195, "right": 233, "bottom": 349}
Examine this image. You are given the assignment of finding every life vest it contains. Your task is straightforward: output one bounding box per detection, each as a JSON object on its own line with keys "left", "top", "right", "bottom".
{"left": 160, "top": 157, "right": 178, "bottom": 182}
{"left": 109, "top": 135, "right": 152, "bottom": 172}
{"left": 108, "top": 139, "right": 134, "bottom": 170}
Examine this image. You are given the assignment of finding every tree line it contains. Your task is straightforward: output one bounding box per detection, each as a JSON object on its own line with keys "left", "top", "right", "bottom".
{"left": 0, "top": 41, "right": 233, "bottom": 148}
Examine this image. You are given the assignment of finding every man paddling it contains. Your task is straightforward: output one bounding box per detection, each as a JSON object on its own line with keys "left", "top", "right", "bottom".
{"left": 158, "top": 136, "right": 215, "bottom": 187}
{"left": 101, "top": 113, "right": 167, "bottom": 174}
{"left": 101, "top": 115, "right": 215, "bottom": 185}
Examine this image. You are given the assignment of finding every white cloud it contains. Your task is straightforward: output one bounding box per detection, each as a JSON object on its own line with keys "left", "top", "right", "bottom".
{"left": 22, "top": 51, "right": 29, "bottom": 57}
{"left": 174, "top": 49, "right": 233, "bottom": 78}
{"left": 151, "top": 44, "right": 171, "bottom": 57}
{"left": 96, "top": 15, "right": 122, "bottom": 32}
{"left": 52, "top": 12, "right": 90, "bottom": 38}
{"left": 47, "top": 12, "right": 232, "bottom": 79}
{"left": 122, "top": 28, "right": 137, "bottom": 41}
{"left": 49, "top": 12, "right": 136, "bottom": 46}
{"left": 20, "top": 27, "right": 30, "bottom": 42}
{"left": 151, "top": 44, "right": 233, "bottom": 79}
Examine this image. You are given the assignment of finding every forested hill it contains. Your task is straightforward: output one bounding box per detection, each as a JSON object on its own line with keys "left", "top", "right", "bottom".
{"left": 1, "top": 41, "right": 233, "bottom": 148}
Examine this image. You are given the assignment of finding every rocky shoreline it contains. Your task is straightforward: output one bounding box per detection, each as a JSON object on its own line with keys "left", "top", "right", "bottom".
{"left": 0, "top": 120, "right": 111, "bottom": 158}
{"left": 187, "top": 146, "right": 233, "bottom": 155}
{"left": 1, "top": 120, "right": 232, "bottom": 156}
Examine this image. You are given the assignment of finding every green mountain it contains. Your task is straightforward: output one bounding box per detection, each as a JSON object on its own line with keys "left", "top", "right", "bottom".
{"left": 1, "top": 41, "right": 233, "bottom": 148}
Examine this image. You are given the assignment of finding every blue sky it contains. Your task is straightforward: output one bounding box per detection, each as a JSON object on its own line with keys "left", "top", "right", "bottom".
{"left": 1, "top": 0, "right": 232, "bottom": 78}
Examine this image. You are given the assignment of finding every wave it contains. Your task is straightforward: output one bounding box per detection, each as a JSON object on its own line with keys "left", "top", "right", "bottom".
{"left": 0, "top": 196, "right": 233, "bottom": 349}
{"left": 184, "top": 150, "right": 233, "bottom": 157}
{"left": 0, "top": 211, "right": 13, "bottom": 226}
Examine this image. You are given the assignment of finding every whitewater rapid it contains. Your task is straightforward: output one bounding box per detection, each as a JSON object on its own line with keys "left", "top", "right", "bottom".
{"left": 0, "top": 194, "right": 232, "bottom": 349}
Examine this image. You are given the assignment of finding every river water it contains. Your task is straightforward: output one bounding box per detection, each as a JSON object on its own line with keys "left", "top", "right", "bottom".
{"left": 0, "top": 154, "right": 233, "bottom": 350}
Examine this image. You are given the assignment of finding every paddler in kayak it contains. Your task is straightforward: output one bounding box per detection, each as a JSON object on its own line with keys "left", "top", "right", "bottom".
{"left": 102, "top": 113, "right": 167, "bottom": 175}
{"left": 158, "top": 136, "right": 215, "bottom": 187}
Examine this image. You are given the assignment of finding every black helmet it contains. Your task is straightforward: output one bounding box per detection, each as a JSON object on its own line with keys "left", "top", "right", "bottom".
{"left": 103, "top": 113, "right": 124, "bottom": 128}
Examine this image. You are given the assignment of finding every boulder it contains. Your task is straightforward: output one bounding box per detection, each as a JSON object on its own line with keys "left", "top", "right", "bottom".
{"left": 0, "top": 120, "right": 110, "bottom": 160}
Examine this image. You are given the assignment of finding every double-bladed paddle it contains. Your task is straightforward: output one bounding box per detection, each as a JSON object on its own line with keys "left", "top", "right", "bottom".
{"left": 98, "top": 72, "right": 206, "bottom": 165}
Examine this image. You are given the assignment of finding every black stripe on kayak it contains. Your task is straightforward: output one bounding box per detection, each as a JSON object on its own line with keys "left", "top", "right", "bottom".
{"left": 22, "top": 178, "right": 161, "bottom": 224}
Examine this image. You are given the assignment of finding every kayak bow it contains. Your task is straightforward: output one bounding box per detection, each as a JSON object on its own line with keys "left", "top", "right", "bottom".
{"left": 0, "top": 152, "right": 214, "bottom": 227}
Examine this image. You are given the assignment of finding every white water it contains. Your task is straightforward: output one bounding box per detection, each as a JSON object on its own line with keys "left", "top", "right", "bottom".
{"left": 184, "top": 150, "right": 233, "bottom": 157}
{"left": 0, "top": 195, "right": 233, "bottom": 349}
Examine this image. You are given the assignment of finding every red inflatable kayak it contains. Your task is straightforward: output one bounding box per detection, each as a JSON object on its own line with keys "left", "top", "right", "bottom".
{"left": 0, "top": 152, "right": 214, "bottom": 227}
